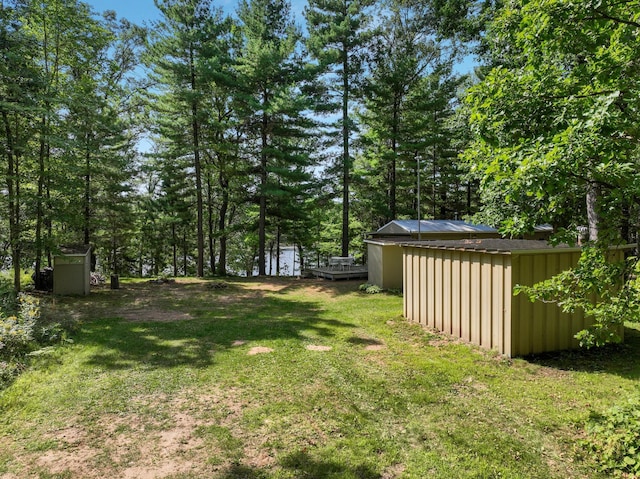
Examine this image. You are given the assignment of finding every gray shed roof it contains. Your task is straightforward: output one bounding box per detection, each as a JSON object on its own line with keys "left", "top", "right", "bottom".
{"left": 58, "top": 244, "right": 91, "bottom": 256}
{"left": 400, "top": 239, "right": 565, "bottom": 253}
{"left": 400, "top": 239, "right": 635, "bottom": 254}
{"left": 374, "top": 220, "right": 498, "bottom": 236}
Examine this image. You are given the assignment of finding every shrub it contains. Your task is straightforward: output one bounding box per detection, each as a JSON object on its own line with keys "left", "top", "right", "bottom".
{"left": 0, "top": 293, "right": 40, "bottom": 360}
{"left": 582, "top": 400, "right": 640, "bottom": 477}
{"left": 358, "top": 283, "right": 383, "bottom": 294}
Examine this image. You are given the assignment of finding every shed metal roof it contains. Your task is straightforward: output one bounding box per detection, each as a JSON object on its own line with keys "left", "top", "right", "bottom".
{"left": 375, "top": 220, "right": 498, "bottom": 236}
{"left": 58, "top": 244, "right": 91, "bottom": 256}
{"left": 400, "top": 239, "right": 635, "bottom": 254}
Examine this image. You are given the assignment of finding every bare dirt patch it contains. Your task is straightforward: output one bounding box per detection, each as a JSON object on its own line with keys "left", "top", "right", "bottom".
{"left": 364, "top": 344, "right": 386, "bottom": 351}
{"left": 22, "top": 390, "right": 249, "bottom": 479}
{"left": 306, "top": 345, "right": 332, "bottom": 351}
{"left": 248, "top": 346, "right": 274, "bottom": 355}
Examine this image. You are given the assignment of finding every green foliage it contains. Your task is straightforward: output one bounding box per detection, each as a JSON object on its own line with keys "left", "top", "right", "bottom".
{"left": 0, "top": 294, "right": 40, "bottom": 360}
{"left": 4, "top": 279, "right": 640, "bottom": 477}
{"left": 515, "top": 247, "right": 640, "bottom": 348}
{"left": 0, "top": 290, "right": 74, "bottom": 387}
{"left": 358, "top": 283, "right": 383, "bottom": 294}
{"left": 582, "top": 399, "right": 640, "bottom": 476}
{"left": 465, "top": 0, "right": 640, "bottom": 242}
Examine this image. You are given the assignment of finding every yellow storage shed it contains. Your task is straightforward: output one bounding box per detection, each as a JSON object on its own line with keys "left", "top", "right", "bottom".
{"left": 402, "top": 239, "right": 628, "bottom": 357}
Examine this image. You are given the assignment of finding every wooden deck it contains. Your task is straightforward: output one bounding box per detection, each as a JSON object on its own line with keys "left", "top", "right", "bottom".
{"left": 309, "top": 266, "right": 368, "bottom": 281}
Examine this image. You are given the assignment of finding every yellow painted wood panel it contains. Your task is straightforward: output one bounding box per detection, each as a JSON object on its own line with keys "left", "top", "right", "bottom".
{"left": 442, "top": 253, "right": 453, "bottom": 335}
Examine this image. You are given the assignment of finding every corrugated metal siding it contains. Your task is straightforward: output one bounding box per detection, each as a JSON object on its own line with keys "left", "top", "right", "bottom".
{"left": 510, "top": 251, "right": 587, "bottom": 356}
{"left": 403, "top": 245, "right": 627, "bottom": 357}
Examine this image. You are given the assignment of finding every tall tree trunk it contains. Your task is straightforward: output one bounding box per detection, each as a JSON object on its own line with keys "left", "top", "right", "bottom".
{"left": 3, "top": 111, "right": 21, "bottom": 292}
{"left": 35, "top": 116, "right": 47, "bottom": 289}
{"left": 341, "top": 46, "right": 350, "bottom": 257}
{"left": 297, "top": 243, "right": 304, "bottom": 272}
{"left": 172, "top": 223, "right": 178, "bottom": 277}
{"left": 432, "top": 148, "right": 437, "bottom": 218}
{"left": 190, "top": 45, "right": 204, "bottom": 277}
{"left": 586, "top": 181, "right": 599, "bottom": 242}
{"left": 183, "top": 231, "right": 188, "bottom": 276}
{"left": 276, "top": 224, "right": 281, "bottom": 276}
{"left": 112, "top": 235, "right": 118, "bottom": 275}
{"left": 207, "top": 174, "right": 216, "bottom": 275}
{"left": 389, "top": 97, "right": 399, "bottom": 220}
{"left": 258, "top": 107, "right": 269, "bottom": 276}
{"left": 84, "top": 136, "right": 92, "bottom": 246}
{"left": 217, "top": 173, "right": 229, "bottom": 276}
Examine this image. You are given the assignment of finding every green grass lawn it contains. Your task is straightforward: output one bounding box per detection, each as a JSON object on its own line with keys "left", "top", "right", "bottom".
{"left": 1, "top": 277, "right": 639, "bottom": 478}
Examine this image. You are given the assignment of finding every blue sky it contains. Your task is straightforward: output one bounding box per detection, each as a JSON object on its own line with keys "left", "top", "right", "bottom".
{"left": 87, "top": 0, "right": 160, "bottom": 24}
{"left": 86, "top": 0, "right": 306, "bottom": 26}
{"left": 85, "top": 0, "right": 475, "bottom": 73}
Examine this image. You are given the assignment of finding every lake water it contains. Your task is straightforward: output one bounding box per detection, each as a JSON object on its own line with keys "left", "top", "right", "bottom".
{"left": 253, "top": 246, "right": 301, "bottom": 276}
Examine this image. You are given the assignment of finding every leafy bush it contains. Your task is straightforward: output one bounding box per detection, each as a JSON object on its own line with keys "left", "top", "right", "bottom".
{"left": 0, "top": 291, "right": 72, "bottom": 388}
{"left": 0, "top": 293, "right": 40, "bottom": 360}
{"left": 358, "top": 283, "right": 383, "bottom": 294}
{"left": 582, "top": 400, "right": 640, "bottom": 477}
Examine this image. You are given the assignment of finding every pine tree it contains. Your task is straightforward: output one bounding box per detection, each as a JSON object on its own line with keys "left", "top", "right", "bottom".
{"left": 146, "top": 0, "right": 230, "bottom": 277}
{"left": 236, "top": 0, "right": 315, "bottom": 276}
{"left": 305, "top": 0, "right": 375, "bottom": 257}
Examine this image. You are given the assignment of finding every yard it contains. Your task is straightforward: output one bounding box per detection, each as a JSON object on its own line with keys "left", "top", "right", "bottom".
{"left": 0, "top": 278, "right": 638, "bottom": 478}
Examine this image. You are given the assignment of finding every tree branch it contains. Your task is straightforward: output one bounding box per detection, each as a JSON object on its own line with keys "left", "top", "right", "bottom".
{"left": 588, "top": 9, "right": 640, "bottom": 29}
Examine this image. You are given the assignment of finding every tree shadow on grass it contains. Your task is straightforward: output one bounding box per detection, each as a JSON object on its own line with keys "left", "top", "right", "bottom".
{"left": 272, "top": 278, "right": 366, "bottom": 297}
{"left": 526, "top": 325, "right": 640, "bottom": 380}
{"left": 279, "top": 450, "right": 381, "bottom": 479}
{"left": 346, "top": 336, "right": 384, "bottom": 347}
{"left": 74, "top": 282, "right": 356, "bottom": 370}
{"left": 217, "top": 451, "right": 381, "bottom": 479}
{"left": 216, "top": 463, "right": 270, "bottom": 479}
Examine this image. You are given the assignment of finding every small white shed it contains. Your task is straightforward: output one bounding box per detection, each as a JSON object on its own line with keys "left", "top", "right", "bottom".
{"left": 53, "top": 245, "right": 91, "bottom": 296}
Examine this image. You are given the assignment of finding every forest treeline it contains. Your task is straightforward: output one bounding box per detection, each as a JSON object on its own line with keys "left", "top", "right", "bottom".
{"left": 1, "top": 0, "right": 639, "bottom": 290}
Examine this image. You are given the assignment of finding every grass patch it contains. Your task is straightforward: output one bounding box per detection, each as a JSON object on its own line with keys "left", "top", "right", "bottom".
{"left": 0, "top": 277, "right": 638, "bottom": 478}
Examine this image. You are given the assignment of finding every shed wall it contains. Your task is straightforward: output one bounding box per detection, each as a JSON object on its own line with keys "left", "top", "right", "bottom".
{"left": 403, "top": 246, "right": 626, "bottom": 357}
{"left": 367, "top": 243, "right": 404, "bottom": 290}
{"left": 53, "top": 254, "right": 90, "bottom": 295}
{"left": 510, "top": 251, "right": 585, "bottom": 356}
